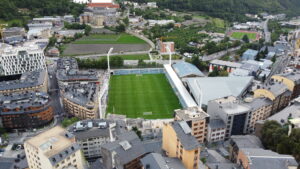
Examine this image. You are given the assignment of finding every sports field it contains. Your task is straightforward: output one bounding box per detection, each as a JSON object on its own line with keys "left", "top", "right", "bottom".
{"left": 73, "top": 33, "right": 146, "bottom": 44}
{"left": 230, "top": 31, "right": 257, "bottom": 40}
{"left": 107, "top": 74, "right": 181, "bottom": 119}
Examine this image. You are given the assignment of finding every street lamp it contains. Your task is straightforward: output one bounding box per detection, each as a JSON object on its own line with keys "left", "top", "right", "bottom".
{"left": 107, "top": 47, "right": 114, "bottom": 72}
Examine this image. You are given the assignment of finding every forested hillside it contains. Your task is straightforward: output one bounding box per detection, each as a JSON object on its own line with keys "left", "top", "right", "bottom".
{"left": 0, "top": 0, "right": 84, "bottom": 21}
{"left": 131, "top": 0, "right": 300, "bottom": 21}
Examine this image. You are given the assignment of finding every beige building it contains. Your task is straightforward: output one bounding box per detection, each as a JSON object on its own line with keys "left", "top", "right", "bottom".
{"left": 244, "top": 97, "right": 273, "bottom": 132}
{"left": 272, "top": 72, "right": 300, "bottom": 99}
{"left": 24, "top": 126, "right": 85, "bottom": 169}
{"left": 254, "top": 81, "right": 291, "bottom": 114}
{"left": 175, "top": 107, "right": 209, "bottom": 143}
{"left": 162, "top": 121, "right": 201, "bottom": 169}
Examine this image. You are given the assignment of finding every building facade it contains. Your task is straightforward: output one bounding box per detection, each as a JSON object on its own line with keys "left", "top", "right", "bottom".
{"left": 0, "top": 43, "right": 46, "bottom": 76}
{"left": 162, "top": 121, "right": 200, "bottom": 169}
{"left": 24, "top": 126, "right": 85, "bottom": 169}
{"left": 0, "top": 92, "right": 53, "bottom": 130}
{"left": 207, "top": 119, "right": 226, "bottom": 142}
{"left": 272, "top": 72, "right": 300, "bottom": 99}
{"left": 175, "top": 107, "right": 209, "bottom": 143}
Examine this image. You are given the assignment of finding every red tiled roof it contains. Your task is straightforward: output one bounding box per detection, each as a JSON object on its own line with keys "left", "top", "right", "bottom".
{"left": 87, "top": 3, "right": 120, "bottom": 8}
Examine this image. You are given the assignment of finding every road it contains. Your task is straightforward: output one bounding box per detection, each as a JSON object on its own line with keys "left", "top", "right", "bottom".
{"left": 202, "top": 46, "right": 241, "bottom": 61}
{"left": 263, "top": 19, "right": 271, "bottom": 43}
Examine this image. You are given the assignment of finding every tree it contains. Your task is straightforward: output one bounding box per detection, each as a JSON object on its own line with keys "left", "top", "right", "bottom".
{"left": 84, "top": 25, "right": 92, "bottom": 36}
{"left": 242, "top": 35, "right": 250, "bottom": 43}
{"left": 183, "top": 15, "right": 193, "bottom": 20}
{"left": 123, "top": 17, "right": 129, "bottom": 26}
{"left": 271, "top": 56, "right": 276, "bottom": 63}
{"left": 116, "top": 24, "right": 126, "bottom": 32}
{"left": 132, "top": 126, "right": 142, "bottom": 140}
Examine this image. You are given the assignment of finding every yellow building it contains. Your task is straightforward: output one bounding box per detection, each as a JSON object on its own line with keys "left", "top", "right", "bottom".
{"left": 162, "top": 121, "right": 201, "bottom": 169}
{"left": 175, "top": 107, "right": 209, "bottom": 143}
{"left": 253, "top": 81, "right": 291, "bottom": 114}
{"left": 24, "top": 126, "right": 85, "bottom": 169}
{"left": 272, "top": 72, "right": 300, "bottom": 99}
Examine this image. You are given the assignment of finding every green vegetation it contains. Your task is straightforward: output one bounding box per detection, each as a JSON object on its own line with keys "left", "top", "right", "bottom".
{"left": 161, "top": 54, "right": 182, "bottom": 60}
{"left": 0, "top": 0, "right": 84, "bottom": 22}
{"left": 130, "top": 0, "right": 300, "bottom": 21}
{"left": 113, "top": 54, "right": 149, "bottom": 60}
{"left": 131, "top": 8, "right": 184, "bottom": 22}
{"left": 261, "top": 120, "right": 300, "bottom": 162}
{"left": 73, "top": 33, "right": 146, "bottom": 44}
{"left": 208, "top": 67, "right": 229, "bottom": 77}
{"left": 107, "top": 74, "right": 181, "bottom": 119}
{"left": 202, "top": 37, "right": 241, "bottom": 55}
{"left": 61, "top": 117, "right": 79, "bottom": 128}
{"left": 76, "top": 56, "right": 124, "bottom": 69}
{"left": 268, "top": 20, "right": 290, "bottom": 43}
{"left": 231, "top": 32, "right": 257, "bottom": 40}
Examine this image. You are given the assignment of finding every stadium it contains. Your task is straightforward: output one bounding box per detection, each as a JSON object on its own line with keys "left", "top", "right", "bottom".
{"left": 106, "top": 62, "right": 201, "bottom": 119}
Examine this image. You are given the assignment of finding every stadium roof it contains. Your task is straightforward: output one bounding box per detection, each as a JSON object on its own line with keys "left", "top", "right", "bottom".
{"left": 172, "top": 61, "right": 204, "bottom": 78}
{"left": 185, "top": 76, "right": 253, "bottom": 106}
{"left": 164, "top": 64, "right": 197, "bottom": 108}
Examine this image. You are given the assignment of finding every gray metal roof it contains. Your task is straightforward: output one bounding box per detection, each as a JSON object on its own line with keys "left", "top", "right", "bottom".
{"left": 49, "top": 144, "right": 81, "bottom": 166}
{"left": 172, "top": 61, "right": 204, "bottom": 78}
{"left": 267, "top": 100, "right": 300, "bottom": 125}
{"left": 230, "top": 135, "right": 264, "bottom": 149}
{"left": 185, "top": 76, "right": 253, "bottom": 105}
{"left": 210, "top": 60, "right": 242, "bottom": 68}
{"left": 244, "top": 97, "right": 273, "bottom": 111}
{"left": 240, "top": 63, "right": 260, "bottom": 72}
{"left": 101, "top": 131, "right": 147, "bottom": 165}
{"left": 0, "top": 70, "right": 46, "bottom": 91}
{"left": 260, "top": 81, "right": 291, "bottom": 97}
{"left": 171, "top": 121, "right": 200, "bottom": 150}
{"left": 57, "top": 58, "right": 78, "bottom": 70}
{"left": 141, "top": 153, "right": 168, "bottom": 169}
{"left": 208, "top": 119, "right": 226, "bottom": 129}
{"left": 206, "top": 162, "right": 241, "bottom": 169}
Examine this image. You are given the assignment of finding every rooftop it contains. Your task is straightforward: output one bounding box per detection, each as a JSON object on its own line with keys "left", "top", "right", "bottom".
{"left": 26, "top": 126, "right": 80, "bottom": 165}
{"left": 62, "top": 82, "right": 98, "bottom": 109}
{"left": 258, "top": 80, "right": 291, "bottom": 97}
{"left": 208, "top": 119, "right": 226, "bottom": 129}
{"left": 171, "top": 121, "right": 200, "bottom": 150}
{"left": 57, "top": 58, "right": 78, "bottom": 70}
{"left": 101, "top": 131, "right": 147, "bottom": 165}
{"left": 0, "top": 70, "right": 46, "bottom": 91}
{"left": 277, "top": 70, "right": 300, "bottom": 84}
{"left": 212, "top": 96, "right": 251, "bottom": 115}
{"left": 210, "top": 59, "right": 242, "bottom": 68}
{"left": 57, "top": 69, "right": 99, "bottom": 82}
{"left": 230, "top": 135, "right": 264, "bottom": 149}
{"left": 0, "top": 41, "right": 43, "bottom": 55}
{"left": 243, "top": 97, "right": 273, "bottom": 111}
{"left": 140, "top": 153, "right": 168, "bottom": 169}
{"left": 0, "top": 92, "right": 50, "bottom": 115}
{"left": 172, "top": 61, "right": 204, "bottom": 78}
{"left": 185, "top": 76, "right": 253, "bottom": 105}
{"left": 175, "top": 106, "right": 209, "bottom": 121}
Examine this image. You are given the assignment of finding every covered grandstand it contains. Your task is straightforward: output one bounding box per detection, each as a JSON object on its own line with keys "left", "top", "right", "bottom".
{"left": 172, "top": 61, "right": 205, "bottom": 78}
{"left": 113, "top": 68, "right": 164, "bottom": 75}
{"left": 164, "top": 64, "right": 197, "bottom": 108}
{"left": 184, "top": 76, "right": 253, "bottom": 107}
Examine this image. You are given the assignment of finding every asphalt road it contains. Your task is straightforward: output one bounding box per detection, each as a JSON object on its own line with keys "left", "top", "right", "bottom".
{"left": 263, "top": 19, "right": 271, "bottom": 43}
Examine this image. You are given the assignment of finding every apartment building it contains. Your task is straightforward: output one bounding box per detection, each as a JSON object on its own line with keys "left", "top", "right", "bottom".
{"left": 158, "top": 41, "right": 175, "bottom": 55}
{"left": 237, "top": 148, "right": 298, "bottom": 169}
{"left": 62, "top": 82, "right": 99, "bottom": 119}
{"left": 24, "top": 126, "right": 85, "bottom": 169}
{"left": 0, "top": 43, "right": 46, "bottom": 76}
{"left": 207, "top": 96, "right": 252, "bottom": 139}
{"left": 254, "top": 80, "right": 291, "bottom": 114}
{"left": 0, "top": 92, "right": 54, "bottom": 130}
{"left": 2, "top": 27, "right": 26, "bottom": 39}
{"left": 162, "top": 121, "right": 201, "bottom": 169}
{"left": 69, "top": 120, "right": 117, "bottom": 159}
{"left": 0, "top": 70, "right": 48, "bottom": 94}
{"left": 207, "top": 119, "right": 226, "bottom": 142}
{"left": 272, "top": 71, "right": 300, "bottom": 99}
{"left": 175, "top": 107, "right": 209, "bottom": 143}
{"left": 101, "top": 131, "right": 147, "bottom": 169}
{"left": 244, "top": 97, "right": 273, "bottom": 132}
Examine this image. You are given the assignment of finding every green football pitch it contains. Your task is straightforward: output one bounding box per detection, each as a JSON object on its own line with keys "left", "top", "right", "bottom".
{"left": 231, "top": 32, "right": 257, "bottom": 40}
{"left": 107, "top": 74, "right": 182, "bottom": 119}
{"left": 73, "top": 33, "right": 146, "bottom": 44}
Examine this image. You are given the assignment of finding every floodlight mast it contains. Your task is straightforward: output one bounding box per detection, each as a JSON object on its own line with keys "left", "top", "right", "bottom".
{"left": 107, "top": 48, "right": 114, "bottom": 72}
{"left": 166, "top": 46, "right": 172, "bottom": 65}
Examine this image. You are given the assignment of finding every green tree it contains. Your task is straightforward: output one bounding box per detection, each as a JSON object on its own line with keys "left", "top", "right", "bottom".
{"left": 242, "top": 35, "right": 250, "bottom": 43}
{"left": 116, "top": 24, "right": 126, "bottom": 32}
{"left": 132, "top": 126, "right": 142, "bottom": 140}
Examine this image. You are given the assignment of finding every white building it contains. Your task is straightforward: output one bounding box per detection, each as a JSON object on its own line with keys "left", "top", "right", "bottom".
{"left": 0, "top": 42, "right": 46, "bottom": 76}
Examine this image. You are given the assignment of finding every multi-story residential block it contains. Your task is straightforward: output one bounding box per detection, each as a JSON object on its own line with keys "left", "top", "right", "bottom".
{"left": 0, "top": 43, "right": 46, "bottom": 76}
{"left": 62, "top": 82, "right": 99, "bottom": 119}
{"left": 175, "top": 107, "right": 209, "bottom": 143}
{"left": 272, "top": 71, "right": 300, "bottom": 99}
{"left": 158, "top": 41, "right": 175, "bottom": 55}
{"left": 244, "top": 97, "right": 273, "bottom": 132}
{"left": 69, "top": 119, "right": 117, "bottom": 160}
{"left": 237, "top": 148, "right": 298, "bottom": 169}
{"left": 0, "top": 92, "right": 54, "bottom": 130}
{"left": 24, "top": 126, "right": 85, "bottom": 169}
{"left": 254, "top": 80, "right": 291, "bottom": 114}
{"left": 229, "top": 135, "right": 264, "bottom": 162}
{"left": 162, "top": 121, "right": 201, "bottom": 169}
{"left": 207, "top": 96, "right": 252, "bottom": 139}
{"left": 207, "top": 118, "right": 226, "bottom": 143}
{"left": 0, "top": 70, "right": 48, "bottom": 94}
{"left": 57, "top": 57, "right": 79, "bottom": 70}
{"left": 2, "top": 27, "right": 26, "bottom": 39}
{"left": 209, "top": 59, "right": 242, "bottom": 73}
{"left": 101, "top": 131, "right": 147, "bottom": 169}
